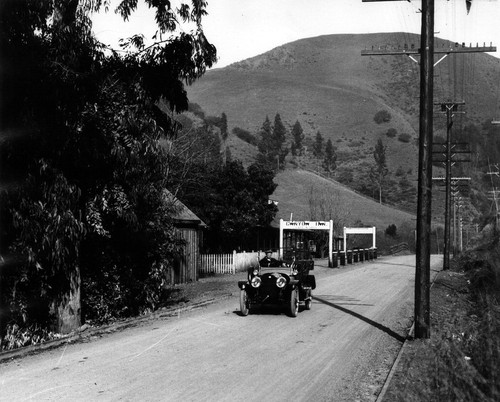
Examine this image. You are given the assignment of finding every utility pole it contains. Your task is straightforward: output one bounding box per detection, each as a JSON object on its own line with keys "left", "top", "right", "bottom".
{"left": 362, "top": 0, "right": 435, "bottom": 339}
{"left": 433, "top": 176, "right": 471, "bottom": 266}
{"left": 486, "top": 163, "right": 500, "bottom": 228}
{"left": 434, "top": 101, "right": 465, "bottom": 270}
{"left": 361, "top": 0, "right": 496, "bottom": 339}
{"left": 414, "top": 0, "right": 434, "bottom": 339}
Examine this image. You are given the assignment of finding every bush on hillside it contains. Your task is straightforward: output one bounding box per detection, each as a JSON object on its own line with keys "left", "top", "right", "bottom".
{"left": 232, "top": 127, "right": 257, "bottom": 145}
{"left": 385, "top": 224, "right": 397, "bottom": 237}
{"left": 188, "top": 102, "right": 206, "bottom": 119}
{"left": 336, "top": 168, "right": 354, "bottom": 184}
{"left": 386, "top": 128, "right": 397, "bottom": 138}
{"left": 204, "top": 115, "right": 222, "bottom": 127}
{"left": 374, "top": 110, "right": 392, "bottom": 124}
{"left": 347, "top": 140, "right": 364, "bottom": 147}
{"left": 398, "top": 133, "right": 412, "bottom": 143}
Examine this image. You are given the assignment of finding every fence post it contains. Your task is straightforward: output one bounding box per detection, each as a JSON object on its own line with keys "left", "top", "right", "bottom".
{"left": 332, "top": 251, "right": 338, "bottom": 268}
{"left": 340, "top": 251, "right": 346, "bottom": 266}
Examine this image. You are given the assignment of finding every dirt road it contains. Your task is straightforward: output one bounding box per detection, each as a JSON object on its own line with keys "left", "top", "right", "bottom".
{"left": 0, "top": 255, "right": 442, "bottom": 401}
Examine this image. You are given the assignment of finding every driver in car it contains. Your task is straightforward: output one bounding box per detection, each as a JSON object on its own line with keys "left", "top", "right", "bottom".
{"left": 260, "top": 250, "right": 281, "bottom": 267}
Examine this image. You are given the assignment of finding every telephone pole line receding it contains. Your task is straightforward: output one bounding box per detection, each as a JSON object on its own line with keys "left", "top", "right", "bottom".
{"left": 435, "top": 101, "right": 466, "bottom": 271}
{"left": 361, "top": 0, "right": 496, "bottom": 339}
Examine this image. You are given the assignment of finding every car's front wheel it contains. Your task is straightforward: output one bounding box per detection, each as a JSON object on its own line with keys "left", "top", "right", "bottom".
{"left": 288, "top": 288, "right": 299, "bottom": 317}
{"left": 240, "top": 289, "right": 250, "bottom": 316}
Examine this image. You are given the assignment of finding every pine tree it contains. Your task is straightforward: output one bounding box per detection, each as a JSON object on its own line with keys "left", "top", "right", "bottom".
{"left": 256, "top": 113, "right": 288, "bottom": 170}
{"left": 313, "top": 131, "right": 324, "bottom": 158}
{"left": 371, "top": 138, "right": 389, "bottom": 204}
{"left": 256, "top": 116, "right": 273, "bottom": 167}
{"left": 322, "top": 139, "right": 337, "bottom": 174}
{"left": 291, "top": 120, "right": 304, "bottom": 156}
{"left": 273, "top": 113, "right": 289, "bottom": 169}
{"left": 220, "top": 112, "right": 228, "bottom": 141}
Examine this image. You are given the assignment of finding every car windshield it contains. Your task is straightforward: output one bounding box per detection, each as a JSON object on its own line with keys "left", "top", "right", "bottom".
{"left": 259, "top": 264, "right": 292, "bottom": 274}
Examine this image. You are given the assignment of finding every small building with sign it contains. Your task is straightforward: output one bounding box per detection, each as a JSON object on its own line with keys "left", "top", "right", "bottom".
{"left": 279, "top": 219, "right": 335, "bottom": 266}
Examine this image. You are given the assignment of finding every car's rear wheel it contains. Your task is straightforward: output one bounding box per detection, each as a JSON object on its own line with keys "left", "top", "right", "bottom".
{"left": 305, "top": 290, "right": 312, "bottom": 310}
{"left": 288, "top": 288, "right": 299, "bottom": 317}
{"left": 240, "top": 289, "right": 250, "bottom": 316}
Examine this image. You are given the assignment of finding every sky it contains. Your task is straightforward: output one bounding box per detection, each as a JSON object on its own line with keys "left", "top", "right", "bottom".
{"left": 92, "top": 0, "right": 500, "bottom": 68}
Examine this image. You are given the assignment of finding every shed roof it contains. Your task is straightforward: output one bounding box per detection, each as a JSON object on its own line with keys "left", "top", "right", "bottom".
{"left": 164, "top": 190, "right": 206, "bottom": 228}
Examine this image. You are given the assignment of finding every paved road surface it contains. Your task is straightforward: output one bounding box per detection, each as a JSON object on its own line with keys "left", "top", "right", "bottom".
{"left": 0, "top": 255, "right": 442, "bottom": 401}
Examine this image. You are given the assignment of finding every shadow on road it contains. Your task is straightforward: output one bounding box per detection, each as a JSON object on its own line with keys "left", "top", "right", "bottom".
{"left": 375, "top": 261, "right": 414, "bottom": 268}
{"left": 314, "top": 295, "right": 406, "bottom": 343}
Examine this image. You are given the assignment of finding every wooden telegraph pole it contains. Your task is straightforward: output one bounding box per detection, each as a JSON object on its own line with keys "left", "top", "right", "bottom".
{"left": 361, "top": 0, "right": 496, "bottom": 338}
{"left": 362, "top": 0, "right": 435, "bottom": 339}
{"left": 414, "top": 0, "right": 435, "bottom": 339}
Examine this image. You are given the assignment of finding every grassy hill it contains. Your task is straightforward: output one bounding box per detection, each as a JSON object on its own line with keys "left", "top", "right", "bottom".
{"left": 186, "top": 32, "right": 498, "bottom": 229}
{"left": 271, "top": 168, "right": 417, "bottom": 230}
{"left": 188, "top": 33, "right": 500, "bottom": 177}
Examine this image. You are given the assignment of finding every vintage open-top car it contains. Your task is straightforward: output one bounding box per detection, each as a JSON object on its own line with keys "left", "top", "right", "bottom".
{"left": 238, "top": 250, "right": 316, "bottom": 317}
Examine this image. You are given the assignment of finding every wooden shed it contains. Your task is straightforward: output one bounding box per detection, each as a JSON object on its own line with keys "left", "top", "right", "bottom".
{"left": 165, "top": 192, "right": 206, "bottom": 285}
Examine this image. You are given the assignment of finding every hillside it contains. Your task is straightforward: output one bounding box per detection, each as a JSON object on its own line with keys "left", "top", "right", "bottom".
{"left": 188, "top": 32, "right": 500, "bottom": 181}
{"left": 271, "top": 169, "right": 417, "bottom": 230}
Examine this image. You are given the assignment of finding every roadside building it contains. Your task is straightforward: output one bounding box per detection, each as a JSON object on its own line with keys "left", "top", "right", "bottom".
{"left": 165, "top": 191, "right": 206, "bottom": 284}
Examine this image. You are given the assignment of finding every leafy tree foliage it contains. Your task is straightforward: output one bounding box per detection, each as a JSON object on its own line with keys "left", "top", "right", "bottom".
{"left": 181, "top": 161, "right": 278, "bottom": 252}
{"left": 0, "top": 0, "right": 216, "bottom": 339}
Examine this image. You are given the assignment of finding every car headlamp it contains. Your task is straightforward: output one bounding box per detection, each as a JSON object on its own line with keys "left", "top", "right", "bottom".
{"left": 276, "top": 276, "right": 287, "bottom": 288}
{"left": 251, "top": 276, "right": 262, "bottom": 288}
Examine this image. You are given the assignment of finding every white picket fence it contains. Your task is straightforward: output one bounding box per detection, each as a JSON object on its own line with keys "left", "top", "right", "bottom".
{"left": 200, "top": 251, "right": 264, "bottom": 275}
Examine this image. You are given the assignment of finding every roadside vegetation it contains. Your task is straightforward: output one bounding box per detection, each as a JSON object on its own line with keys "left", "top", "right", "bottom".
{"left": 0, "top": 1, "right": 277, "bottom": 350}
{"left": 385, "top": 226, "right": 500, "bottom": 401}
